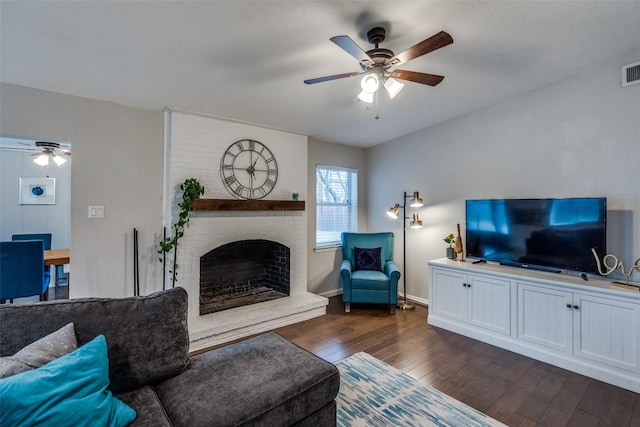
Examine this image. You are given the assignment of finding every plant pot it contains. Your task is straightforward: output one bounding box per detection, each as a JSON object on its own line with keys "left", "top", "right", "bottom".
{"left": 446, "top": 248, "right": 454, "bottom": 259}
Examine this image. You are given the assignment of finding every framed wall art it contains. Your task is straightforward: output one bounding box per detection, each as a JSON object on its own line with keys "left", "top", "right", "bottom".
{"left": 19, "top": 177, "right": 56, "bottom": 205}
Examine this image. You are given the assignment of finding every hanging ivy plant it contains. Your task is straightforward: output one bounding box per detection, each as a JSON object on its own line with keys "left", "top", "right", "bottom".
{"left": 158, "top": 178, "right": 205, "bottom": 286}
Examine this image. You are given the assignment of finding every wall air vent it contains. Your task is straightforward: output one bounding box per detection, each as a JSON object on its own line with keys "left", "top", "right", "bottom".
{"left": 622, "top": 61, "right": 640, "bottom": 87}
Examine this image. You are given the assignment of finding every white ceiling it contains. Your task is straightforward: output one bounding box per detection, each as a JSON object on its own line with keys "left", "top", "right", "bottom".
{"left": 1, "top": 1, "right": 639, "bottom": 148}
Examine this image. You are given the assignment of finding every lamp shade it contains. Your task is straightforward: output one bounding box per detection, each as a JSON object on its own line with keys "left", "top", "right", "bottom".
{"left": 386, "top": 204, "right": 400, "bottom": 219}
{"left": 384, "top": 77, "right": 404, "bottom": 98}
{"left": 357, "top": 90, "right": 374, "bottom": 103}
{"left": 410, "top": 191, "right": 424, "bottom": 207}
{"left": 33, "top": 153, "right": 49, "bottom": 166}
{"left": 361, "top": 73, "right": 379, "bottom": 93}
{"left": 53, "top": 155, "right": 67, "bottom": 166}
{"left": 410, "top": 213, "right": 424, "bottom": 229}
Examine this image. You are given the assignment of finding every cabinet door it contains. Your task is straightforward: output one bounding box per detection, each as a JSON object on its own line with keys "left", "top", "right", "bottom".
{"left": 573, "top": 293, "right": 639, "bottom": 372}
{"left": 468, "top": 275, "right": 511, "bottom": 335}
{"left": 431, "top": 268, "right": 467, "bottom": 322}
{"left": 518, "top": 283, "right": 573, "bottom": 353}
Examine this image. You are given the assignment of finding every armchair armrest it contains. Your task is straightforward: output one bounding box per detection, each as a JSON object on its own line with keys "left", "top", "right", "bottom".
{"left": 340, "top": 260, "right": 352, "bottom": 276}
{"left": 385, "top": 261, "right": 401, "bottom": 281}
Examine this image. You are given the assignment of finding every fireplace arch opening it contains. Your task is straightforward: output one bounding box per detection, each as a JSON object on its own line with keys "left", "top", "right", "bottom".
{"left": 199, "top": 239, "right": 290, "bottom": 315}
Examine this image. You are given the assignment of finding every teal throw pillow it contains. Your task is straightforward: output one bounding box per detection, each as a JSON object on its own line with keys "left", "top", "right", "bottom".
{"left": 0, "top": 335, "right": 136, "bottom": 427}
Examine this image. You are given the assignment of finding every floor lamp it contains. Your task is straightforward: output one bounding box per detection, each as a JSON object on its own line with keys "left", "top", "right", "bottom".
{"left": 386, "top": 191, "right": 424, "bottom": 311}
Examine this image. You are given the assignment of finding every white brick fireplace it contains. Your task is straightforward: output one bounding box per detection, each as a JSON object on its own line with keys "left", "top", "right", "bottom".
{"left": 164, "top": 109, "right": 327, "bottom": 351}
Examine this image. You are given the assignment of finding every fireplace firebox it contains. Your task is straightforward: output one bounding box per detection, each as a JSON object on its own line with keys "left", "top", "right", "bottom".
{"left": 199, "top": 240, "right": 290, "bottom": 315}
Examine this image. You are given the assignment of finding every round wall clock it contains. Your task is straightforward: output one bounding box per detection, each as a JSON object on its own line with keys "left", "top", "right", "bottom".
{"left": 220, "top": 139, "right": 278, "bottom": 199}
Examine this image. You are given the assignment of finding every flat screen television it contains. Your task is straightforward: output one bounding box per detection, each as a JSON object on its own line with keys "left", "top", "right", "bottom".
{"left": 465, "top": 198, "right": 606, "bottom": 274}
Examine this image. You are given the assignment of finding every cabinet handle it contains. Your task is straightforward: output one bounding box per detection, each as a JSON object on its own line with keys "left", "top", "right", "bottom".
{"left": 573, "top": 305, "right": 580, "bottom": 310}
{"left": 463, "top": 283, "right": 467, "bottom": 287}
{"left": 566, "top": 304, "right": 573, "bottom": 309}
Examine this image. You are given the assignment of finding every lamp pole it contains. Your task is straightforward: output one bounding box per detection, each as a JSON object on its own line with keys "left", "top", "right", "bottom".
{"left": 398, "top": 191, "right": 416, "bottom": 311}
{"left": 387, "top": 191, "right": 423, "bottom": 310}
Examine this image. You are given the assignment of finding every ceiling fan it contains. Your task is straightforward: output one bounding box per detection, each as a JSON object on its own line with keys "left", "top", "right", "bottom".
{"left": 1, "top": 141, "right": 71, "bottom": 166}
{"left": 304, "top": 27, "right": 453, "bottom": 102}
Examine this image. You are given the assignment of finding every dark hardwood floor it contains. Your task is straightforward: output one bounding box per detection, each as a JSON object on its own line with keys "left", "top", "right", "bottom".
{"left": 271, "top": 295, "right": 640, "bottom": 427}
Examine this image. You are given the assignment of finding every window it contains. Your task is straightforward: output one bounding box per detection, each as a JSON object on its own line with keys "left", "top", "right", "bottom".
{"left": 316, "top": 165, "right": 358, "bottom": 247}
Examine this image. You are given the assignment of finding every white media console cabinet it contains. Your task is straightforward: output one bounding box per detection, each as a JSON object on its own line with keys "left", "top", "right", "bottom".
{"left": 427, "top": 258, "right": 640, "bottom": 393}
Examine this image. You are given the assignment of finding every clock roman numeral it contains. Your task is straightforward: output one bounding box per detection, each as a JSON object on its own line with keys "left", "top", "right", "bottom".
{"left": 268, "top": 168, "right": 277, "bottom": 177}
{"left": 225, "top": 175, "right": 237, "bottom": 186}
{"left": 234, "top": 140, "right": 244, "bottom": 151}
{"left": 248, "top": 140, "right": 255, "bottom": 151}
{"left": 264, "top": 178, "right": 276, "bottom": 190}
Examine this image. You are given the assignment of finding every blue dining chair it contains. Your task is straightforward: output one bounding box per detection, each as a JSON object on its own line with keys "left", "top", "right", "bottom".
{"left": 0, "top": 240, "right": 50, "bottom": 304}
{"left": 12, "top": 233, "right": 67, "bottom": 287}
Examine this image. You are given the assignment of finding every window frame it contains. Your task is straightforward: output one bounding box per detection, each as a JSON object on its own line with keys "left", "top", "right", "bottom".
{"left": 315, "top": 164, "right": 358, "bottom": 249}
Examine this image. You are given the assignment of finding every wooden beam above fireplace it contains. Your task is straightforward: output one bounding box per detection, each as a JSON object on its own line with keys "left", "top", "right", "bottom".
{"left": 191, "top": 199, "right": 305, "bottom": 211}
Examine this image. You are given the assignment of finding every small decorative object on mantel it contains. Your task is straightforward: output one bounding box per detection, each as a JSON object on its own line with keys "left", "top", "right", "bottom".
{"left": 591, "top": 248, "right": 640, "bottom": 291}
{"left": 443, "top": 234, "right": 455, "bottom": 259}
{"left": 158, "top": 178, "right": 205, "bottom": 287}
{"left": 454, "top": 223, "right": 465, "bottom": 261}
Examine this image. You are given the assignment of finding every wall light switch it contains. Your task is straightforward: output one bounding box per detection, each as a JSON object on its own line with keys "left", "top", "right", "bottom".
{"left": 88, "top": 205, "right": 105, "bottom": 219}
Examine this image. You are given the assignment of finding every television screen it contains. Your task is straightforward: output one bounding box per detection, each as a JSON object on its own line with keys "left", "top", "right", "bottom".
{"left": 465, "top": 198, "right": 606, "bottom": 274}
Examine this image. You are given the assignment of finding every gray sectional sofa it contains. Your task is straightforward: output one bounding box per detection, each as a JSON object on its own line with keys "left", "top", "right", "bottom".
{"left": 0, "top": 287, "right": 340, "bottom": 426}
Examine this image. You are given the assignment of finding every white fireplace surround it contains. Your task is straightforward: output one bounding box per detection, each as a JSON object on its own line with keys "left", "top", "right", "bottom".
{"left": 164, "top": 109, "right": 327, "bottom": 352}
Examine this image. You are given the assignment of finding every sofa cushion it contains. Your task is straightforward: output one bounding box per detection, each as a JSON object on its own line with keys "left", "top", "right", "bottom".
{"left": 115, "top": 386, "right": 172, "bottom": 427}
{"left": 156, "top": 332, "right": 340, "bottom": 427}
{"left": 0, "top": 322, "right": 76, "bottom": 378}
{"left": 0, "top": 335, "right": 136, "bottom": 427}
{"left": 0, "top": 287, "right": 191, "bottom": 392}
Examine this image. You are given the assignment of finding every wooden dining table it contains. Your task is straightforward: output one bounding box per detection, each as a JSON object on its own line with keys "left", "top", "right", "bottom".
{"left": 44, "top": 248, "right": 70, "bottom": 266}
{"left": 44, "top": 248, "right": 70, "bottom": 298}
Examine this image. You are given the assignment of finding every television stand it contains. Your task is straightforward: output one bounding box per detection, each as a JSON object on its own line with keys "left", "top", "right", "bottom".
{"left": 427, "top": 258, "right": 640, "bottom": 394}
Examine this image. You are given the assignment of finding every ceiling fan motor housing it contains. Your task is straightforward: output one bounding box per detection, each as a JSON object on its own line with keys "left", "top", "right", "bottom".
{"left": 367, "top": 27, "right": 386, "bottom": 46}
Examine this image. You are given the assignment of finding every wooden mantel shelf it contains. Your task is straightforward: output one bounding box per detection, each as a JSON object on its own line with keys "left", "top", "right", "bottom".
{"left": 191, "top": 198, "right": 305, "bottom": 211}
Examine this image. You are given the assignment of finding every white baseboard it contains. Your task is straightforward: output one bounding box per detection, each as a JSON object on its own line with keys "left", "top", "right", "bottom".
{"left": 313, "top": 288, "right": 429, "bottom": 308}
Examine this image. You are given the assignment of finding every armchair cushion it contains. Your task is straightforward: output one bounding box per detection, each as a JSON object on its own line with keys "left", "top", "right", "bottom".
{"left": 354, "top": 247, "right": 382, "bottom": 271}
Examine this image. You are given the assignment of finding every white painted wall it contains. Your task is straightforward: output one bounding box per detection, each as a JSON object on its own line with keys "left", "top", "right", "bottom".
{"left": 368, "top": 53, "right": 640, "bottom": 302}
{"left": 0, "top": 83, "right": 164, "bottom": 298}
{"left": 306, "top": 138, "right": 367, "bottom": 296}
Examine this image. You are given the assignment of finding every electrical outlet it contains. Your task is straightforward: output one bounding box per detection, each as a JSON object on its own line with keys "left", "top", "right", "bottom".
{"left": 88, "top": 205, "right": 105, "bottom": 219}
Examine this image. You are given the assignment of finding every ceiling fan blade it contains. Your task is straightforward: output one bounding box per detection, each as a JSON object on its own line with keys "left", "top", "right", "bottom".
{"left": 0, "top": 147, "right": 37, "bottom": 152}
{"left": 304, "top": 71, "right": 362, "bottom": 85}
{"left": 391, "top": 70, "right": 445, "bottom": 86}
{"left": 390, "top": 31, "right": 453, "bottom": 65}
{"left": 330, "top": 35, "right": 374, "bottom": 66}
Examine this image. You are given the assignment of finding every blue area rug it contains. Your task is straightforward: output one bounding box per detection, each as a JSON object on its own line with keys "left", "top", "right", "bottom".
{"left": 335, "top": 352, "right": 507, "bottom": 427}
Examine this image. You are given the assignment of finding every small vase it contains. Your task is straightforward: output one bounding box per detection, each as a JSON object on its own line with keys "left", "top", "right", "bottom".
{"left": 446, "top": 248, "right": 454, "bottom": 260}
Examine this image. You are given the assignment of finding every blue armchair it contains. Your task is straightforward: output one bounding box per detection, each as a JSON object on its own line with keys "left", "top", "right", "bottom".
{"left": 340, "top": 232, "right": 401, "bottom": 314}
{"left": 0, "top": 240, "right": 50, "bottom": 304}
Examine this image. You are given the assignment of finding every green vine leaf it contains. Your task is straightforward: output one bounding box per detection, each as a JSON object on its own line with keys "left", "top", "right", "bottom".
{"left": 158, "top": 178, "right": 204, "bottom": 285}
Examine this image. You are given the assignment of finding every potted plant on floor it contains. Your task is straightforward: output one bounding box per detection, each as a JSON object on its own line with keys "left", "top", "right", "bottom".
{"left": 158, "top": 178, "right": 205, "bottom": 287}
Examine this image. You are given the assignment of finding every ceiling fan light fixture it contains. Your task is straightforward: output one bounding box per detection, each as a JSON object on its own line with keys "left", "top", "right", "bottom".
{"left": 33, "top": 153, "right": 49, "bottom": 166}
{"left": 384, "top": 77, "right": 404, "bottom": 98}
{"left": 357, "top": 90, "right": 374, "bottom": 103}
{"left": 53, "top": 154, "right": 67, "bottom": 166}
{"left": 360, "top": 73, "right": 379, "bottom": 93}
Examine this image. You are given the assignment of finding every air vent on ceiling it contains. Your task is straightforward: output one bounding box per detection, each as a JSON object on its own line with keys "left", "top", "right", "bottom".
{"left": 622, "top": 61, "right": 640, "bottom": 87}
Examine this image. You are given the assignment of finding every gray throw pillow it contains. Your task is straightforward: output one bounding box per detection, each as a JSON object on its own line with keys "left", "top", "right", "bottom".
{"left": 0, "top": 322, "right": 77, "bottom": 378}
